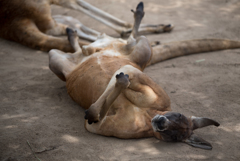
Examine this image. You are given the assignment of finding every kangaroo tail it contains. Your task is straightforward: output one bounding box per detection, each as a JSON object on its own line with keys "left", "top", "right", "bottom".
{"left": 149, "top": 39, "right": 240, "bottom": 65}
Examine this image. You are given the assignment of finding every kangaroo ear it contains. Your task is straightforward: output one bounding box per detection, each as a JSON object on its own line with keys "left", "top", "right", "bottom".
{"left": 191, "top": 116, "right": 220, "bottom": 130}
{"left": 184, "top": 133, "right": 213, "bottom": 150}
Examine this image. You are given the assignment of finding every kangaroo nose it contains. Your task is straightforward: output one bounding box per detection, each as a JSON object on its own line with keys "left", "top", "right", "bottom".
{"left": 151, "top": 115, "right": 169, "bottom": 132}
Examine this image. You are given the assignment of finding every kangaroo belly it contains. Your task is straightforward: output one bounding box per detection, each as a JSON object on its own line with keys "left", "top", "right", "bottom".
{"left": 85, "top": 95, "right": 154, "bottom": 139}
{"left": 66, "top": 55, "right": 139, "bottom": 108}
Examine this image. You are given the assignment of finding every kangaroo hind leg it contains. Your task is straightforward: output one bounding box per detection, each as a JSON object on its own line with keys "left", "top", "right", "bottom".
{"left": 49, "top": 28, "right": 83, "bottom": 81}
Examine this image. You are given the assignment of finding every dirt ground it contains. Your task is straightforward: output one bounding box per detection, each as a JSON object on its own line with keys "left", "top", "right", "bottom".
{"left": 1, "top": 0, "right": 240, "bottom": 160}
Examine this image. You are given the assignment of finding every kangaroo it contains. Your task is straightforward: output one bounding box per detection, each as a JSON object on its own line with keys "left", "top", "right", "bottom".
{"left": 48, "top": 2, "right": 232, "bottom": 150}
{"left": 0, "top": 0, "right": 173, "bottom": 52}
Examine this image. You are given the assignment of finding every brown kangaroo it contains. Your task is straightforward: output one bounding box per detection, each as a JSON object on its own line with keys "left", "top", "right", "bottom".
{"left": 0, "top": 0, "right": 173, "bottom": 52}
{"left": 48, "top": 2, "right": 228, "bottom": 150}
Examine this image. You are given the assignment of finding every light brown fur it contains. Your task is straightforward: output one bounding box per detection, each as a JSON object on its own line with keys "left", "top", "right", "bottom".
{"left": 0, "top": 0, "right": 173, "bottom": 52}
{"left": 49, "top": 3, "right": 221, "bottom": 149}
{"left": 66, "top": 56, "right": 170, "bottom": 138}
{"left": 0, "top": 0, "right": 78, "bottom": 51}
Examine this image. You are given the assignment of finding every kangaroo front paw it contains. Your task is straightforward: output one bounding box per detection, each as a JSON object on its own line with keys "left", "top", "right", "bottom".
{"left": 116, "top": 72, "right": 130, "bottom": 88}
{"left": 163, "top": 24, "right": 174, "bottom": 32}
{"left": 84, "top": 105, "right": 100, "bottom": 124}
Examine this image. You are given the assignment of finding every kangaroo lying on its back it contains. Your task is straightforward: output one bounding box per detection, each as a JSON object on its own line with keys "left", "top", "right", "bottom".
{"left": 49, "top": 2, "right": 223, "bottom": 150}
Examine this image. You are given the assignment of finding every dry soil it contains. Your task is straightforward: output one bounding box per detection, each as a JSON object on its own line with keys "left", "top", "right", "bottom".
{"left": 0, "top": 0, "right": 240, "bottom": 160}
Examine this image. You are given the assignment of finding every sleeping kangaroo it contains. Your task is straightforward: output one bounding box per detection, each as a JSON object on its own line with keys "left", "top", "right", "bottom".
{"left": 48, "top": 2, "right": 230, "bottom": 150}
{"left": 0, "top": 0, "right": 173, "bottom": 52}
